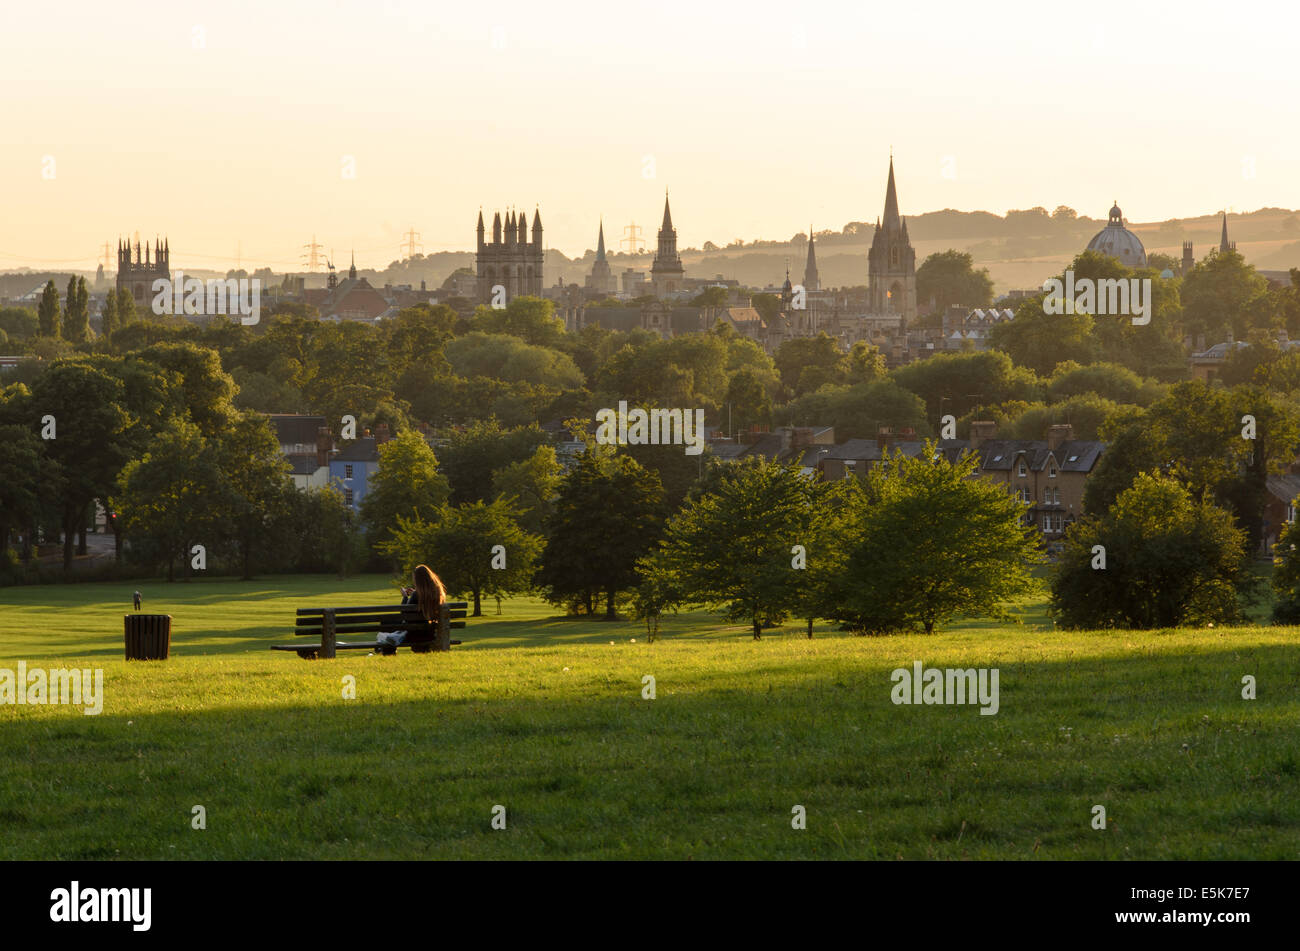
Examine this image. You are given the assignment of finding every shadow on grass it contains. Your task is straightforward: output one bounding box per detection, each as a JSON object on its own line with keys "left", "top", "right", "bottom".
{"left": 1, "top": 643, "right": 1297, "bottom": 860}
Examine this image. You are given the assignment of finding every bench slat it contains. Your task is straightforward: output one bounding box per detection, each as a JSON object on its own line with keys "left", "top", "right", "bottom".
{"left": 295, "top": 602, "right": 467, "bottom": 616}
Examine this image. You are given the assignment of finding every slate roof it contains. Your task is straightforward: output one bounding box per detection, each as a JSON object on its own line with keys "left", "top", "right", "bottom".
{"left": 267, "top": 414, "right": 327, "bottom": 447}
{"left": 1266, "top": 473, "right": 1300, "bottom": 504}
{"left": 332, "top": 437, "right": 380, "bottom": 463}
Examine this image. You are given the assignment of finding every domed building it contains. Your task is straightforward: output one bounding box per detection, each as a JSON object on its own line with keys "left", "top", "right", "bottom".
{"left": 1085, "top": 202, "right": 1147, "bottom": 268}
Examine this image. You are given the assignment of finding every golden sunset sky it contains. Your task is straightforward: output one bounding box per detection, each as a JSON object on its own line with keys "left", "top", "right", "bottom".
{"left": 3, "top": 0, "right": 1297, "bottom": 271}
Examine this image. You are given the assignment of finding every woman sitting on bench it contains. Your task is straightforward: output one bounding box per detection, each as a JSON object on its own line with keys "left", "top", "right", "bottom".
{"left": 376, "top": 564, "right": 447, "bottom": 654}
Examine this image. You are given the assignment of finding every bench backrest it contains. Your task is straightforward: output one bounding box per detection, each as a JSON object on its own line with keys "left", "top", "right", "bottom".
{"left": 295, "top": 602, "right": 468, "bottom": 644}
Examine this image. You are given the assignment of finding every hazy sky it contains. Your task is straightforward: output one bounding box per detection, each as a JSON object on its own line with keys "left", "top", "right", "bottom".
{"left": 3, "top": 0, "right": 1298, "bottom": 272}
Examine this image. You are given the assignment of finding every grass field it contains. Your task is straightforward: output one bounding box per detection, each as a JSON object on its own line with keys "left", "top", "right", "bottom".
{"left": 0, "top": 575, "right": 1296, "bottom": 860}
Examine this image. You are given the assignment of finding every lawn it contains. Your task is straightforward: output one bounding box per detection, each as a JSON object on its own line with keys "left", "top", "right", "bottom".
{"left": 0, "top": 575, "right": 1296, "bottom": 860}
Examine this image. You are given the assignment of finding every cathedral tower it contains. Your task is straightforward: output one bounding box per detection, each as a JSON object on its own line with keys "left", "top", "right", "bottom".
{"left": 867, "top": 157, "right": 917, "bottom": 324}
{"left": 476, "top": 206, "right": 544, "bottom": 303}
{"left": 650, "top": 192, "right": 685, "bottom": 297}
{"left": 116, "top": 235, "right": 170, "bottom": 309}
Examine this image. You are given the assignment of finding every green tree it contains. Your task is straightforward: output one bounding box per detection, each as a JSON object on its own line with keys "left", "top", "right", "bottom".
{"left": 113, "top": 422, "right": 226, "bottom": 581}
{"left": 1269, "top": 515, "right": 1300, "bottom": 622}
{"left": 116, "top": 287, "right": 137, "bottom": 327}
{"left": 491, "top": 444, "right": 562, "bottom": 536}
{"left": 440, "top": 420, "right": 549, "bottom": 505}
{"left": 643, "top": 459, "right": 828, "bottom": 639}
{"left": 212, "top": 411, "right": 294, "bottom": 579}
{"left": 472, "top": 296, "right": 566, "bottom": 348}
{"left": 0, "top": 425, "right": 47, "bottom": 558}
{"left": 382, "top": 499, "right": 542, "bottom": 616}
{"left": 1052, "top": 472, "right": 1247, "bottom": 628}
{"left": 773, "top": 333, "right": 847, "bottom": 397}
{"left": 916, "top": 249, "right": 995, "bottom": 313}
{"left": 360, "top": 430, "right": 451, "bottom": 550}
{"left": 38, "top": 281, "right": 61, "bottom": 338}
{"left": 1181, "top": 249, "right": 1270, "bottom": 340}
{"left": 535, "top": 445, "right": 665, "bottom": 618}
{"left": 831, "top": 445, "right": 1042, "bottom": 633}
{"left": 31, "top": 361, "right": 133, "bottom": 569}
{"left": 100, "top": 291, "right": 119, "bottom": 339}
{"left": 64, "top": 276, "right": 89, "bottom": 343}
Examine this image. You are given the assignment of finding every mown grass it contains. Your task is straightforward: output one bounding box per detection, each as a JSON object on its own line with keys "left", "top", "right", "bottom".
{"left": 0, "top": 575, "right": 1296, "bottom": 859}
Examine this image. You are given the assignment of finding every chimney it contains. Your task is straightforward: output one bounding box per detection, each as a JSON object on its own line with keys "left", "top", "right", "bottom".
{"left": 375, "top": 422, "right": 391, "bottom": 446}
{"left": 1047, "top": 423, "right": 1074, "bottom": 452}
{"left": 876, "top": 426, "right": 895, "bottom": 453}
{"left": 969, "top": 420, "right": 997, "bottom": 451}
{"left": 315, "top": 426, "right": 333, "bottom": 469}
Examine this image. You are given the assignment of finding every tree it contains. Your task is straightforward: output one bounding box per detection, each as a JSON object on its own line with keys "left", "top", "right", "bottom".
{"left": 1052, "top": 472, "right": 1247, "bottom": 628}
{"left": 723, "top": 366, "right": 772, "bottom": 433}
{"left": 642, "top": 459, "right": 828, "bottom": 639}
{"left": 212, "top": 411, "right": 294, "bottom": 579}
{"left": 916, "top": 249, "right": 995, "bottom": 313}
{"left": 773, "top": 333, "right": 846, "bottom": 397}
{"left": 1181, "top": 249, "right": 1270, "bottom": 340}
{"left": 987, "top": 295, "right": 1098, "bottom": 376}
{"left": 136, "top": 342, "right": 237, "bottom": 435}
{"left": 64, "top": 276, "right": 89, "bottom": 343}
{"left": 472, "top": 296, "right": 566, "bottom": 348}
{"left": 1270, "top": 515, "right": 1300, "bottom": 622}
{"left": 440, "top": 420, "right": 549, "bottom": 505}
{"left": 382, "top": 499, "right": 542, "bottom": 616}
{"left": 30, "top": 361, "right": 133, "bottom": 570}
{"left": 38, "top": 281, "right": 61, "bottom": 338}
{"left": 113, "top": 422, "right": 226, "bottom": 581}
{"left": 0, "top": 425, "right": 47, "bottom": 559}
{"left": 783, "top": 379, "right": 929, "bottom": 441}
{"left": 891, "top": 349, "right": 1040, "bottom": 420}
{"left": 360, "top": 430, "right": 451, "bottom": 551}
{"left": 491, "top": 444, "right": 562, "bottom": 536}
{"left": 0, "top": 307, "right": 39, "bottom": 340}
{"left": 535, "top": 446, "right": 665, "bottom": 618}
{"left": 445, "top": 332, "right": 584, "bottom": 389}
{"left": 100, "top": 291, "right": 119, "bottom": 339}
{"left": 831, "top": 445, "right": 1042, "bottom": 634}
{"left": 116, "top": 287, "right": 137, "bottom": 326}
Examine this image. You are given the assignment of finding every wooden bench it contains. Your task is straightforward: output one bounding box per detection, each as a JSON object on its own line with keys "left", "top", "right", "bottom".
{"left": 271, "top": 602, "right": 468, "bottom": 659}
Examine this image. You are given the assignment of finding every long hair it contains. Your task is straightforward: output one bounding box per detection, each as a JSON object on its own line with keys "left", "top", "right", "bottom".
{"left": 412, "top": 564, "right": 446, "bottom": 622}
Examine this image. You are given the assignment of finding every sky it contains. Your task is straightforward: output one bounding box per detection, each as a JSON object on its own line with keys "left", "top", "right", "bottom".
{"left": 3, "top": 0, "right": 1298, "bottom": 272}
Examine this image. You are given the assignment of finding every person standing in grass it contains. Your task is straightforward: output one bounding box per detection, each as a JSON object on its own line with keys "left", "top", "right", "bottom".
{"left": 377, "top": 564, "right": 447, "bottom": 654}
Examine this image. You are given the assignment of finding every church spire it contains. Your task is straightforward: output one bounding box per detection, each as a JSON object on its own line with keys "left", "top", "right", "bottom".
{"left": 661, "top": 191, "right": 673, "bottom": 231}
{"left": 596, "top": 218, "right": 607, "bottom": 263}
{"left": 804, "top": 224, "right": 820, "bottom": 292}
{"left": 349, "top": 250, "right": 356, "bottom": 281}
{"left": 1220, "top": 210, "right": 1231, "bottom": 253}
{"left": 882, "top": 155, "right": 901, "bottom": 232}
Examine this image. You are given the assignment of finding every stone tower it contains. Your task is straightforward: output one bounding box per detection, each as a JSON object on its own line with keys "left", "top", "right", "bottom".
{"left": 476, "top": 206, "right": 544, "bottom": 304}
{"left": 586, "top": 219, "right": 617, "bottom": 295}
{"left": 650, "top": 192, "right": 685, "bottom": 297}
{"left": 803, "top": 225, "right": 820, "bottom": 292}
{"left": 868, "top": 157, "right": 916, "bottom": 324}
{"left": 1219, "top": 211, "right": 1236, "bottom": 253}
{"left": 116, "top": 236, "right": 170, "bottom": 309}
{"left": 1182, "top": 241, "right": 1195, "bottom": 275}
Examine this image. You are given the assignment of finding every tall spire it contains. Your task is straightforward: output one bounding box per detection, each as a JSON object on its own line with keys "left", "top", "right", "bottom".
{"left": 804, "top": 224, "right": 820, "bottom": 292}
{"left": 662, "top": 190, "right": 673, "bottom": 231}
{"left": 882, "top": 156, "right": 901, "bottom": 231}
{"left": 596, "top": 218, "right": 607, "bottom": 263}
{"left": 1220, "top": 210, "right": 1231, "bottom": 253}
{"left": 349, "top": 250, "right": 356, "bottom": 281}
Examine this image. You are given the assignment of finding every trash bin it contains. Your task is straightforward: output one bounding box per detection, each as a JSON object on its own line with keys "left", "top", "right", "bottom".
{"left": 124, "top": 614, "right": 171, "bottom": 660}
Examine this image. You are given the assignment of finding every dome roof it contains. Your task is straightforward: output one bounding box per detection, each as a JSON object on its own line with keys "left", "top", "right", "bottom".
{"left": 1086, "top": 201, "right": 1147, "bottom": 268}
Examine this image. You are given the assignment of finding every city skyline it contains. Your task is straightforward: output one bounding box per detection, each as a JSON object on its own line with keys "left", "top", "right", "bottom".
{"left": 4, "top": 0, "right": 1299, "bottom": 270}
